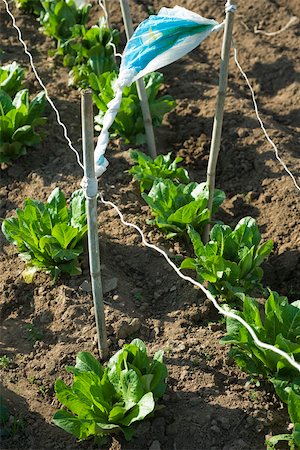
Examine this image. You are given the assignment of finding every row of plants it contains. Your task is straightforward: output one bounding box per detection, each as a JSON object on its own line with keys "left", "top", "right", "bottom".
{"left": 1, "top": 3, "right": 298, "bottom": 447}
{"left": 2, "top": 149, "right": 298, "bottom": 446}
{"left": 15, "top": 0, "right": 176, "bottom": 145}
{"left": 129, "top": 150, "right": 300, "bottom": 449}
{"left": 0, "top": 61, "right": 47, "bottom": 163}
{"left": 1, "top": 187, "right": 169, "bottom": 442}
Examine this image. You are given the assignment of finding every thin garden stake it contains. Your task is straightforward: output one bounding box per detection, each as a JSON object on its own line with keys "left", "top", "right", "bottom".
{"left": 119, "top": 0, "right": 157, "bottom": 159}
{"left": 81, "top": 90, "right": 108, "bottom": 360}
{"left": 203, "top": 1, "right": 236, "bottom": 243}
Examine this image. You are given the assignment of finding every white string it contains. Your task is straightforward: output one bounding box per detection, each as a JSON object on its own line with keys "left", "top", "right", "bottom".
{"left": 98, "top": 0, "right": 123, "bottom": 60}
{"left": 99, "top": 192, "right": 300, "bottom": 374}
{"left": 254, "top": 16, "right": 297, "bottom": 37}
{"left": 232, "top": 41, "right": 300, "bottom": 192}
{"left": 2, "top": 0, "right": 84, "bottom": 170}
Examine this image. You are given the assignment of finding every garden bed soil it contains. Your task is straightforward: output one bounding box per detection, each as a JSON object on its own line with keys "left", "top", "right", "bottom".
{"left": 1, "top": 0, "right": 300, "bottom": 449}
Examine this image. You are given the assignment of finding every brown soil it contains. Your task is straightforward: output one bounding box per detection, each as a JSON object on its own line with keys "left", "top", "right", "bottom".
{"left": 1, "top": 1, "right": 300, "bottom": 449}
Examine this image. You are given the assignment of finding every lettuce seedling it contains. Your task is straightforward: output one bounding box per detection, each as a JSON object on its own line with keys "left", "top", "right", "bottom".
{"left": 0, "top": 89, "right": 46, "bottom": 163}
{"left": 2, "top": 188, "right": 87, "bottom": 281}
{"left": 142, "top": 179, "right": 225, "bottom": 239}
{"left": 39, "top": 0, "right": 91, "bottom": 46}
{"left": 15, "top": 0, "right": 43, "bottom": 15}
{"left": 0, "top": 61, "right": 25, "bottom": 97}
{"left": 265, "top": 388, "right": 300, "bottom": 449}
{"left": 181, "top": 217, "right": 273, "bottom": 299}
{"left": 222, "top": 292, "right": 300, "bottom": 448}
{"left": 53, "top": 339, "right": 167, "bottom": 442}
{"left": 92, "top": 71, "right": 176, "bottom": 145}
{"left": 221, "top": 291, "right": 300, "bottom": 396}
{"left": 129, "top": 150, "right": 190, "bottom": 193}
{"left": 60, "top": 20, "right": 119, "bottom": 87}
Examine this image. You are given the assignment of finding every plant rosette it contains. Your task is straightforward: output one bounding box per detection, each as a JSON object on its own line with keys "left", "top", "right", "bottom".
{"left": 2, "top": 188, "right": 87, "bottom": 282}
{"left": 142, "top": 179, "right": 225, "bottom": 239}
{"left": 181, "top": 217, "right": 273, "bottom": 299}
{"left": 53, "top": 339, "right": 168, "bottom": 442}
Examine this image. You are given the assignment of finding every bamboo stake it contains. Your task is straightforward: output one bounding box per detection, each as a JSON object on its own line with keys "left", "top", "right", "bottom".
{"left": 81, "top": 90, "right": 108, "bottom": 360}
{"left": 119, "top": 0, "right": 157, "bottom": 159}
{"left": 203, "top": 2, "right": 236, "bottom": 243}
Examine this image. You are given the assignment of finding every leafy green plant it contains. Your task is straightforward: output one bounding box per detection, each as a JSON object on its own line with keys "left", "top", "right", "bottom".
{"left": 0, "top": 62, "right": 25, "bottom": 97}
{"left": 53, "top": 339, "right": 167, "bottom": 442}
{"left": 181, "top": 217, "right": 273, "bottom": 299}
{"left": 92, "top": 71, "right": 176, "bottom": 145}
{"left": 271, "top": 397, "right": 299, "bottom": 445}
{"left": 60, "top": 20, "right": 118, "bottom": 87}
{"left": 15, "top": 0, "right": 43, "bottom": 15}
{"left": 1, "top": 188, "right": 87, "bottom": 281}
{"left": 221, "top": 291, "right": 300, "bottom": 394}
{"left": 142, "top": 179, "right": 225, "bottom": 239}
{"left": 129, "top": 150, "right": 190, "bottom": 193}
{"left": 39, "top": 0, "right": 91, "bottom": 46}
{"left": 222, "top": 292, "right": 300, "bottom": 448}
{"left": 266, "top": 388, "right": 300, "bottom": 449}
{"left": 0, "top": 89, "right": 46, "bottom": 163}
{"left": 0, "top": 355, "right": 12, "bottom": 369}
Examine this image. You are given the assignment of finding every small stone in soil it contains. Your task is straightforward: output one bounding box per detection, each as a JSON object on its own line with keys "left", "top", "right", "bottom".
{"left": 149, "top": 440, "right": 161, "bottom": 450}
{"left": 79, "top": 280, "right": 91, "bottom": 292}
{"left": 103, "top": 277, "right": 118, "bottom": 294}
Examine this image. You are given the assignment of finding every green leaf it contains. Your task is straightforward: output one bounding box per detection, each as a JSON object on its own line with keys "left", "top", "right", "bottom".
{"left": 119, "top": 392, "right": 155, "bottom": 427}
{"left": 28, "top": 91, "right": 45, "bottom": 122}
{"left": 232, "top": 217, "right": 261, "bottom": 249}
{"left": 168, "top": 198, "right": 208, "bottom": 225}
{"left": 254, "top": 240, "right": 273, "bottom": 266}
{"left": 288, "top": 389, "right": 300, "bottom": 424}
{"left": 47, "top": 188, "right": 68, "bottom": 223}
{"left": 187, "top": 225, "right": 205, "bottom": 259}
{"left": 180, "top": 257, "right": 198, "bottom": 271}
{"left": 120, "top": 369, "right": 144, "bottom": 408}
{"left": 0, "top": 90, "right": 14, "bottom": 115}
{"left": 53, "top": 409, "right": 95, "bottom": 440}
{"left": 55, "top": 379, "right": 92, "bottom": 417}
{"left": 12, "top": 89, "right": 28, "bottom": 109}
{"left": 52, "top": 223, "right": 78, "bottom": 249}
{"left": 75, "top": 352, "right": 103, "bottom": 376}
{"left": 293, "top": 423, "right": 300, "bottom": 446}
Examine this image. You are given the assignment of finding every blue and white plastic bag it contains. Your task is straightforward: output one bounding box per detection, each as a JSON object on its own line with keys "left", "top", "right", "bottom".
{"left": 94, "top": 6, "right": 222, "bottom": 177}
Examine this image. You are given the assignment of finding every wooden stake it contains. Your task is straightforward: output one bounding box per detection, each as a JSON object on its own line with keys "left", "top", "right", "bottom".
{"left": 119, "top": 0, "right": 157, "bottom": 159}
{"left": 81, "top": 90, "right": 108, "bottom": 360}
{"left": 203, "top": 2, "right": 236, "bottom": 243}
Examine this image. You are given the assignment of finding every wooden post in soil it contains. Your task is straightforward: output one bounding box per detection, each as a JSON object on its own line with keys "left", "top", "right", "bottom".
{"left": 203, "top": 1, "right": 236, "bottom": 243}
{"left": 119, "top": 0, "right": 157, "bottom": 159}
{"left": 81, "top": 90, "right": 108, "bottom": 360}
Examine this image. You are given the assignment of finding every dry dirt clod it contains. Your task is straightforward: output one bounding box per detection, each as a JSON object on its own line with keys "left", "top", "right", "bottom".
{"left": 116, "top": 317, "right": 141, "bottom": 339}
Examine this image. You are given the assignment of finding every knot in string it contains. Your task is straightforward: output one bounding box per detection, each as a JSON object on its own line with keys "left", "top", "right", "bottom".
{"left": 81, "top": 176, "right": 98, "bottom": 198}
{"left": 225, "top": 2, "right": 237, "bottom": 14}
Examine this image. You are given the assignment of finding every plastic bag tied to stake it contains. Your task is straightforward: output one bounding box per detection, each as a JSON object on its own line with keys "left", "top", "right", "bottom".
{"left": 94, "top": 6, "right": 223, "bottom": 177}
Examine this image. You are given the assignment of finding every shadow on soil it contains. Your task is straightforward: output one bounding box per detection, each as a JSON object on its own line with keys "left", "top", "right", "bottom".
{"left": 0, "top": 381, "right": 271, "bottom": 450}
